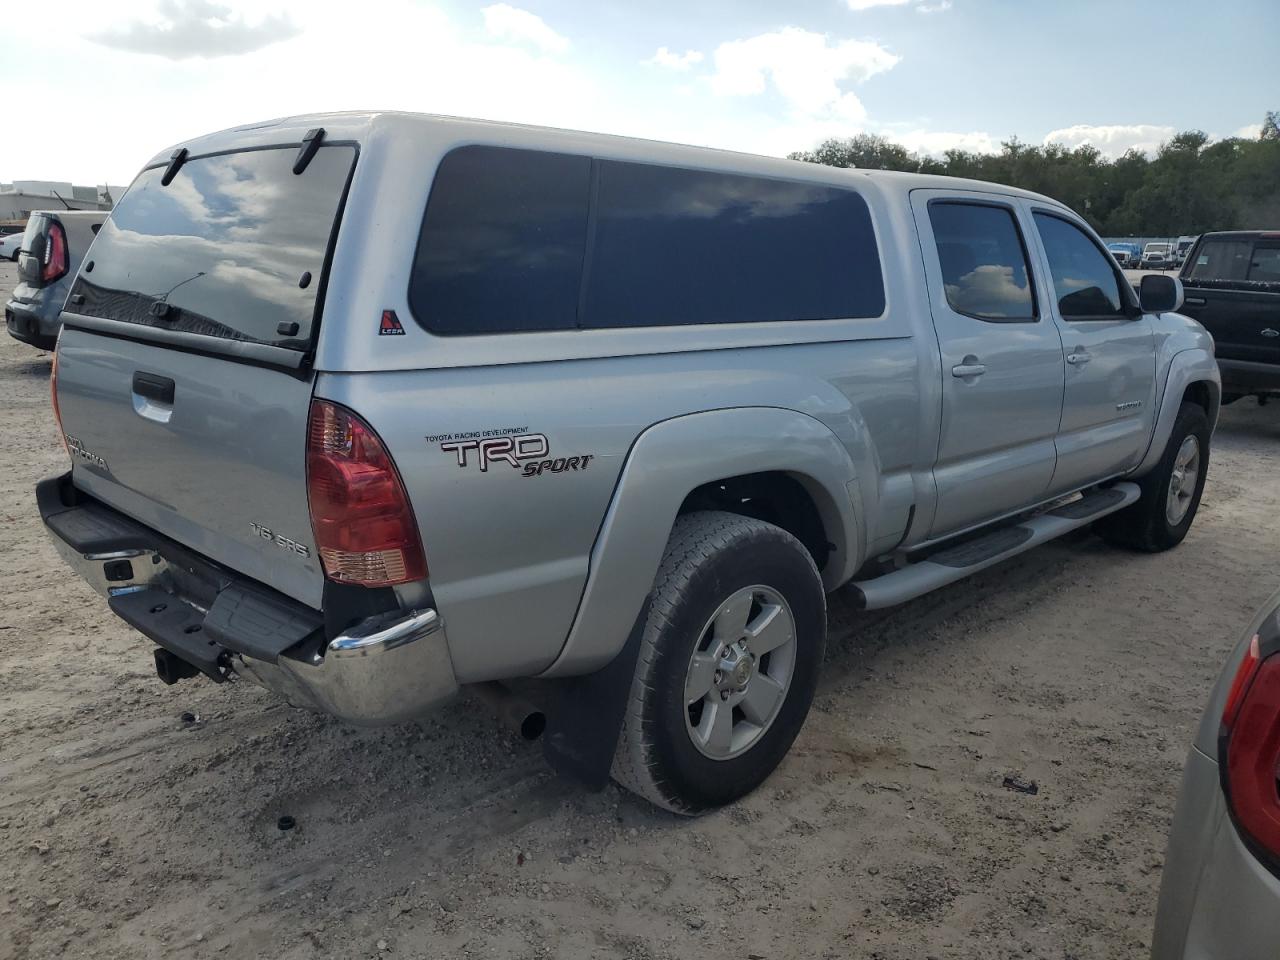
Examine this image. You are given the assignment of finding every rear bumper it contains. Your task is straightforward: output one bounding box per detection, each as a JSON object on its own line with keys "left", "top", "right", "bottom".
{"left": 1218, "top": 358, "right": 1280, "bottom": 396}
{"left": 38, "top": 472, "right": 458, "bottom": 725}
{"left": 1151, "top": 747, "right": 1280, "bottom": 958}
{"left": 5, "top": 301, "right": 58, "bottom": 350}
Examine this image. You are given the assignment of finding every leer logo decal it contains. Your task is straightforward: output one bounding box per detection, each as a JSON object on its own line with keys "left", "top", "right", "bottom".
{"left": 378, "top": 310, "right": 405, "bottom": 336}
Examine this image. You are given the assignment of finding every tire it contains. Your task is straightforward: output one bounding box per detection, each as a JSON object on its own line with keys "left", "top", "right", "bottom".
{"left": 611, "top": 511, "right": 826, "bottom": 814}
{"left": 1094, "top": 401, "right": 1210, "bottom": 552}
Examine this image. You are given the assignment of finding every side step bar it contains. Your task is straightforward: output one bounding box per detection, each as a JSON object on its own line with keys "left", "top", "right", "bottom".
{"left": 851, "top": 482, "right": 1140, "bottom": 610}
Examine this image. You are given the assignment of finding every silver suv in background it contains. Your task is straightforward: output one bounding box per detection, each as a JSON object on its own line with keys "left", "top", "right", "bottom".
{"left": 1143, "top": 241, "right": 1175, "bottom": 270}
{"left": 5, "top": 210, "right": 106, "bottom": 349}
{"left": 1151, "top": 588, "right": 1280, "bottom": 958}
{"left": 39, "top": 112, "right": 1219, "bottom": 813}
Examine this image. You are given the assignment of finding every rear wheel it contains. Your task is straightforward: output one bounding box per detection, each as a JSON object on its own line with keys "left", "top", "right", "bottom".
{"left": 611, "top": 511, "right": 826, "bottom": 814}
{"left": 1095, "top": 401, "right": 1210, "bottom": 551}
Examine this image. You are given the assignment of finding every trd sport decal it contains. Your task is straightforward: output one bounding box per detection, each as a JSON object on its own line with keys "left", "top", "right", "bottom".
{"left": 379, "top": 310, "right": 405, "bottom": 336}
{"left": 426, "top": 428, "right": 594, "bottom": 478}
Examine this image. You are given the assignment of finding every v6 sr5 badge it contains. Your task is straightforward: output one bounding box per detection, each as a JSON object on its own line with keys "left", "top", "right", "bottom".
{"left": 434, "top": 432, "right": 594, "bottom": 478}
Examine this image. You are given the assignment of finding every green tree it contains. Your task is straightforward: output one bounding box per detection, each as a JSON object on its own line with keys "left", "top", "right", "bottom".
{"left": 789, "top": 125, "right": 1280, "bottom": 235}
{"left": 787, "top": 133, "right": 927, "bottom": 171}
{"left": 1261, "top": 110, "right": 1279, "bottom": 141}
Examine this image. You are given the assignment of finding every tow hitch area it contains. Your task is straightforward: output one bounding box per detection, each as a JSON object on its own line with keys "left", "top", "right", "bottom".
{"left": 110, "top": 587, "right": 228, "bottom": 682}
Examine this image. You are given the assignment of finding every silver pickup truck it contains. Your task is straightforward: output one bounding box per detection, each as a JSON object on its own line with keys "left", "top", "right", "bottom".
{"left": 39, "top": 111, "right": 1219, "bottom": 813}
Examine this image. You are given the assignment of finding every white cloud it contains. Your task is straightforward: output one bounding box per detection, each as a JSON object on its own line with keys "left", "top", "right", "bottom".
{"left": 891, "top": 128, "right": 1001, "bottom": 155}
{"left": 1235, "top": 123, "right": 1263, "bottom": 139}
{"left": 1042, "top": 123, "right": 1176, "bottom": 157}
{"left": 644, "top": 46, "right": 704, "bottom": 71}
{"left": 480, "top": 3, "right": 569, "bottom": 55}
{"left": 846, "top": 0, "right": 952, "bottom": 11}
{"left": 710, "top": 27, "right": 899, "bottom": 117}
{"left": 89, "top": 0, "right": 299, "bottom": 59}
{"left": 845, "top": 0, "right": 911, "bottom": 9}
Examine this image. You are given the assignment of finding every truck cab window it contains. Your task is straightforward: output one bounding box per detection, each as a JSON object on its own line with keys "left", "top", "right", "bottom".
{"left": 1033, "top": 213, "right": 1127, "bottom": 319}
{"left": 928, "top": 201, "right": 1036, "bottom": 322}
{"left": 1248, "top": 244, "right": 1280, "bottom": 283}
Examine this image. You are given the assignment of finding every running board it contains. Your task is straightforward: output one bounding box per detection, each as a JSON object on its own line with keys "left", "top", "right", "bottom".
{"left": 851, "top": 482, "right": 1140, "bottom": 610}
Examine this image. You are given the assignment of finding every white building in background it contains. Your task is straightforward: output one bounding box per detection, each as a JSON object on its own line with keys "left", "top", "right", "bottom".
{"left": 0, "top": 181, "right": 125, "bottom": 222}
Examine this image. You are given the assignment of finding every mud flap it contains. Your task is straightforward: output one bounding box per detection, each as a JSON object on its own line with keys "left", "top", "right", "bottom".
{"left": 541, "top": 597, "right": 650, "bottom": 790}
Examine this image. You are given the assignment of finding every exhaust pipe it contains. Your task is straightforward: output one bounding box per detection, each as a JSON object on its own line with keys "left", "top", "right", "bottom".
{"left": 154, "top": 648, "right": 199, "bottom": 685}
{"left": 470, "top": 682, "right": 546, "bottom": 741}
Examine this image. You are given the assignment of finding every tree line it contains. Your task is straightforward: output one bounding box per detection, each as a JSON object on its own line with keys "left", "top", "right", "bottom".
{"left": 788, "top": 111, "right": 1280, "bottom": 237}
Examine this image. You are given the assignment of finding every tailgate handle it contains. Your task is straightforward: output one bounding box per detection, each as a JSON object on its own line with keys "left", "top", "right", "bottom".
{"left": 132, "top": 372, "right": 175, "bottom": 405}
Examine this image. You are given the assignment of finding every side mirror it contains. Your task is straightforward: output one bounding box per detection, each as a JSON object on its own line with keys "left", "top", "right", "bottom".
{"left": 1139, "top": 274, "right": 1183, "bottom": 314}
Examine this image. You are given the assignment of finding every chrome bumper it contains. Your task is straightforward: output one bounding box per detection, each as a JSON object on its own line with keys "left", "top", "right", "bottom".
{"left": 40, "top": 473, "right": 458, "bottom": 727}
{"left": 231, "top": 608, "right": 459, "bottom": 726}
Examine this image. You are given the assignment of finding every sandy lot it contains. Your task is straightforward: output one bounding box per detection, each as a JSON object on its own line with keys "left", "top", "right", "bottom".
{"left": 2, "top": 257, "right": 1278, "bottom": 960}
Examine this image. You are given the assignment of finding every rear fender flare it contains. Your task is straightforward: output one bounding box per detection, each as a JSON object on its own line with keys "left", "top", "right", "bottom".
{"left": 540, "top": 406, "right": 865, "bottom": 679}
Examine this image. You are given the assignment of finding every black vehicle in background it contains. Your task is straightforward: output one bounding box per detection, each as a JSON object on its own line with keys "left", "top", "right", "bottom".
{"left": 1179, "top": 231, "right": 1280, "bottom": 404}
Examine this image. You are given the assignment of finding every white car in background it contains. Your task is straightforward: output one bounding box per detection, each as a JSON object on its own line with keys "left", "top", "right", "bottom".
{"left": 0, "top": 231, "right": 23, "bottom": 261}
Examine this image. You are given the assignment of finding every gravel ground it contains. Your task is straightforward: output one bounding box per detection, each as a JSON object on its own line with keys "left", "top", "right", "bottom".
{"left": 2, "top": 256, "right": 1278, "bottom": 960}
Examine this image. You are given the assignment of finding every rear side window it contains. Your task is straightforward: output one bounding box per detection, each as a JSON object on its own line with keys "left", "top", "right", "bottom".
{"left": 409, "top": 147, "right": 883, "bottom": 334}
{"left": 928, "top": 202, "right": 1036, "bottom": 321}
{"left": 584, "top": 161, "right": 883, "bottom": 328}
{"left": 1033, "top": 213, "right": 1127, "bottom": 319}
{"left": 70, "top": 145, "right": 356, "bottom": 349}
{"left": 409, "top": 146, "right": 590, "bottom": 335}
{"left": 1250, "top": 244, "right": 1280, "bottom": 282}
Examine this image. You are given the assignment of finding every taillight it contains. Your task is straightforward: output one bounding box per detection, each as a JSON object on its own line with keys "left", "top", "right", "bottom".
{"left": 41, "top": 222, "right": 68, "bottom": 284}
{"left": 305, "top": 399, "right": 426, "bottom": 587}
{"left": 50, "top": 339, "right": 68, "bottom": 455}
{"left": 1220, "top": 634, "right": 1280, "bottom": 864}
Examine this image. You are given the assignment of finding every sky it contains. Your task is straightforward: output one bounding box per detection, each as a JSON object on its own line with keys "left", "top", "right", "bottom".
{"left": 3, "top": 0, "right": 1276, "bottom": 187}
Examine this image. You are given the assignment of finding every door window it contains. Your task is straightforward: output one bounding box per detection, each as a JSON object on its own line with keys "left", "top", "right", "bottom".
{"left": 927, "top": 201, "right": 1036, "bottom": 321}
{"left": 1187, "top": 238, "right": 1253, "bottom": 281}
{"left": 1033, "top": 213, "right": 1128, "bottom": 319}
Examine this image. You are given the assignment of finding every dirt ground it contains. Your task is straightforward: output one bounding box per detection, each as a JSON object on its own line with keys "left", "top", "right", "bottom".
{"left": 2, "top": 257, "right": 1278, "bottom": 960}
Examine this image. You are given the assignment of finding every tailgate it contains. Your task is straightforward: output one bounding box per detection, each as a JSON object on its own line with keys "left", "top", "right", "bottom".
{"left": 56, "top": 331, "right": 324, "bottom": 607}
{"left": 51, "top": 139, "right": 359, "bottom": 609}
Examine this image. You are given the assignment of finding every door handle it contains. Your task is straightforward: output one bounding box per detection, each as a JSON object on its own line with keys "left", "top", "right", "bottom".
{"left": 1185, "top": 296, "right": 1206, "bottom": 306}
{"left": 132, "top": 372, "right": 175, "bottom": 404}
{"left": 951, "top": 358, "right": 986, "bottom": 379}
{"left": 1066, "top": 350, "right": 1093, "bottom": 366}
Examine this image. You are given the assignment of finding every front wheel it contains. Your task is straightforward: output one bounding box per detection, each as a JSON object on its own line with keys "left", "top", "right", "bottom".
{"left": 1095, "top": 401, "right": 1210, "bottom": 551}
{"left": 611, "top": 511, "right": 826, "bottom": 814}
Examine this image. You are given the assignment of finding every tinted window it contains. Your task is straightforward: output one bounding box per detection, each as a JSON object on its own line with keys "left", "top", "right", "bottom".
{"left": 1250, "top": 243, "right": 1280, "bottom": 282}
{"left": 928, "top": 202, "right": 1035, "bottom": 321}
{"left": 70, "top": 145, "right": 355, "bottom": 348}
{"left": 1033, "top": 213, "right": 1127, "bottom": 318}
{"left": 1187, "top": 239, "right": 1252, "bottom": 281}
{"left": 584, "top": 161, "right": 882, "bottom": 327}
{"left": 410, "top": 146, "right": 590, "bottom": 335}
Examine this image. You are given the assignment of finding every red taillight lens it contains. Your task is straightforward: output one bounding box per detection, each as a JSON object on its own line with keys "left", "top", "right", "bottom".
{"left": 1223, "top": 635, "right": 1263, "bottom": 728}
{"left": 41, "top": 222, "right": 68, "bottom": 284}
{"left": 50, "top": 339, "right": 68, "bottom": 455}
{"left": 1221, "top": 641, "right": 1280, "bottom": 861}
{"left": 305, "top": 399, "right": 426, "bottom": 587}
